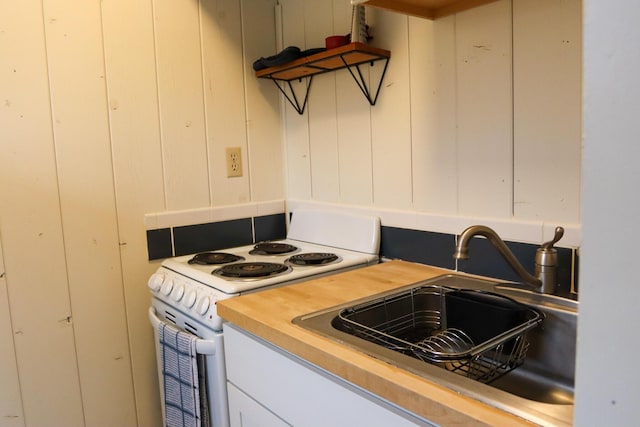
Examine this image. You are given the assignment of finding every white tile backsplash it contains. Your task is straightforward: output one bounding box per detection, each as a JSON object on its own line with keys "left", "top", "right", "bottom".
{"left": 285, "top": 199, "right": 581, "bottom": 248}
{"left": 145, "top": 200, "right": 285, "bottom": 230}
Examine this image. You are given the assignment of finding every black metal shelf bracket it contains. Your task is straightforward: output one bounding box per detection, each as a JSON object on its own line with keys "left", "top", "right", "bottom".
{"left": 270, "top": 77, "right": 314, "bottom": 115}
{"left": 264, "top": 50, "right": 390, "bottom": 115}
{"left": 341, "top": 56, "right": 390, "bottom": 106}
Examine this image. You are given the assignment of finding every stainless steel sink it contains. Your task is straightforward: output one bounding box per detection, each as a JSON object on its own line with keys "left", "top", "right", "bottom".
{"left": 292, "top": 274, "right": 577, "bottom": 426}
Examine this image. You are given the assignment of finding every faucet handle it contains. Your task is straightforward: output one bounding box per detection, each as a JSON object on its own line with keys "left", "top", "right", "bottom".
{"left": 536, "top": 226, "right": 564, "bottom": 294}
{"left": 541, "top": 226, "right": 564, "bottom": 250}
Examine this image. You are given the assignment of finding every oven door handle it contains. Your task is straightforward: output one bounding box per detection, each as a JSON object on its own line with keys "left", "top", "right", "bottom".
{"left": 148, "top": 307, "right": 218, "bottom": 355}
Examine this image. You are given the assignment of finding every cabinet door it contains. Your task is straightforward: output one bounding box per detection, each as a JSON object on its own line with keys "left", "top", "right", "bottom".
{"left": 224, "top": 323, "right": 435, "bottom": 427}
{"left": 228, "top": 382, "right": 291, "bottom": 427}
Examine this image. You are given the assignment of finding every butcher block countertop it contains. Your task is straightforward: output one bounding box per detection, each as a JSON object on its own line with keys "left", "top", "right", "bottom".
{"left": 217, "top": 260, "right": 537, "bottom": 426}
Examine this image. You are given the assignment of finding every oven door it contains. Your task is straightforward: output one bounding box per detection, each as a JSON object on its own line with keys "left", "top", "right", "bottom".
{"left": 149, "top": 306, "right": 230, "bottom": 427}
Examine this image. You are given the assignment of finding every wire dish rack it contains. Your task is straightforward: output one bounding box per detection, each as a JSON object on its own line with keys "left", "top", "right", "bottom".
{"left": 335, "top": 285, "right": 543, "bottom": 384}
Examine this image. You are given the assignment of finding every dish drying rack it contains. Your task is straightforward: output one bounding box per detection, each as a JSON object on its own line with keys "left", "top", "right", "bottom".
{"left": 336, "top": 285, "right": 543, "bottom": 384}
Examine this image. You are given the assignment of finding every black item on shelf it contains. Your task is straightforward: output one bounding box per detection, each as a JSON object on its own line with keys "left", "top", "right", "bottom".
{"left": 300, "top": 47, "right": 326, "bottom": 57}
{"left": 253, "top": 46, "right": 302, "bottom": 71}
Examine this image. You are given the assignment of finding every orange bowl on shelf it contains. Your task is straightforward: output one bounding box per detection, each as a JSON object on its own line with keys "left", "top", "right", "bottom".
{"left": 325, "top": 35, "right": 350, "bottom": 50}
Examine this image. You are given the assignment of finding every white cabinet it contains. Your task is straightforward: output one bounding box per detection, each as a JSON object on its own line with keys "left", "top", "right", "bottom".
{"left": 223, "top": 323, "right": 435, "bottom": 427}
{"left": 228, "top": 382, "right": 290, "bottom": 427}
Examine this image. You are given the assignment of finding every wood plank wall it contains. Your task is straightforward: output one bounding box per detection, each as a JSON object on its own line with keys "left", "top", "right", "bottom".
{"left": 0, "top": 242, "right": 23, "bottom": 427}
{"left": 0, "top": 0, "right": 280, "bottom": 426}
{"left": 282, "top": 0, "right": 582, "bottom": 224}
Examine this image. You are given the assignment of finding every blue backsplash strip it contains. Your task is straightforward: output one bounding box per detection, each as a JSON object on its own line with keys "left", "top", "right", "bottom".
{"left": 380, "top": 226, "right": 456, "bottom": 270}
{"left": 254, "top": 213, "right": 287, "bottom": 242}
{"left": 380, "top": 225, "right": 576, "bottom": 297}
{"left": 173, "top": 218, "right": 253, "bottom": 256}
{"left": 146, "top": 213, "right": 287, "bottom": 260}
{"left": 146, "top": 228, "right": 173, "bottom": 260}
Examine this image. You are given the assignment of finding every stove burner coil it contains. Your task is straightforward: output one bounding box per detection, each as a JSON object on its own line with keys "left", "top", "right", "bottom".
{"left": 188, "top": 252, "right": 245, "bottom": 265}
{"left": 287, "top": 253, "right": 339, "bottom": 266}
{"left": 213, "top": 262, "right": 290, "bottom": 278}
{"left": 249, "top": 242, "right": 298, "bottom": 255}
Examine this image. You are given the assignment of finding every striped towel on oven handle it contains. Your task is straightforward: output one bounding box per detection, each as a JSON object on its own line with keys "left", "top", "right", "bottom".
{"left": 159, "top": 321, "right": 201, "bottom": 427}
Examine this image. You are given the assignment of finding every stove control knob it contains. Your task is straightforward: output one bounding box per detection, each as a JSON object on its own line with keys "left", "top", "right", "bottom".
{"left": 147, "top": 273, "right": 165, "bottom": 292}
{"left": 172, "top": 283, "right": 185, "bottom": 302}
{"left": 184, "top": 290, "right": 197, "bottom": 308}
{"left": 160, "top": 279, "right": 174, "bottom": 296}
{"left": 196, "top": 296, "right": 211, "bottom": 316}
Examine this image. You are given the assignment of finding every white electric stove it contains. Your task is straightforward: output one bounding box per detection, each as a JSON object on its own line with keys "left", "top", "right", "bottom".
{"left": 148, "top": 209, "right": 380, "bottom": 427}
{"left": 149, "top": 209, "right": 380, "bottom": 330}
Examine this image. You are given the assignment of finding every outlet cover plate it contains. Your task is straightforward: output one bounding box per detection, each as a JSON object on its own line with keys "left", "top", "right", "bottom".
{"left": 226, "top": 147, "right": 242, "bottom": 177}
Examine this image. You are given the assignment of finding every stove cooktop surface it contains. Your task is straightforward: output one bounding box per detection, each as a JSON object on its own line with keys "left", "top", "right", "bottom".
{"left": 160, "top": 239, "right": 379, "bottom": 295}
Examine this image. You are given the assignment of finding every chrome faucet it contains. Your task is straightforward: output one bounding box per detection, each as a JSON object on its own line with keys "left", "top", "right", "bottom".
{"left": 453, "top": 225, "right": 564, "bottom": 294}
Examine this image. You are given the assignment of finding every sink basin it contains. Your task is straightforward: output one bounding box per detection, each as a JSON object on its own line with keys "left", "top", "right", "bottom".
{"left": 293, "top": 274, "right": 577, "bottom": 426}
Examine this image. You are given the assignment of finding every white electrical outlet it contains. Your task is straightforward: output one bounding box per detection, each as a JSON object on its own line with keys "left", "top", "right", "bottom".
{"left": 226, "top": 147, "right": 242, "bottom": 177}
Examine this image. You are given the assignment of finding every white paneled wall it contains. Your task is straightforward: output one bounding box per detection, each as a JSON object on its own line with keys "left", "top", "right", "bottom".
{"left": 0, "top": 1, "right": 85, "bottom": 425}
{"left": 456, "top": 1, "right": 514, "bottom": 217}
{"left": 101, "top": 0, "right": 167, "bottom": 423}
{"left": 241, "top": 0, "right": 285, "bottom": 202}
{"left": 0, "top": 242, "right": 23, "bottom": 427}
{"left": 370, "top": 10, "right": 414, "bottom": 209}
{"left": 155, "top": 0, "right": 211, "bottom": 210}
{"left": 281, "top": 0, "right": 313, "bottom": 200}
{"left": 43, "top": 0, "right": 137, "bottom": 424}
{"left": 281, "top": 0, "right": 582, "bottom": 226}
{"left": 411, "top": 15, "right": 458, "bottom": 214}
{"left": 306, "top": 0, "right": 344, "bottom": 203}
{"left": 513, "top": 0, "right": 582, "bottom": 222}
{"left": 202, "top": 0, "right": 250, "bottom": 205}
{"left": 0, "top": 0, "right": 280, "bottom": 425}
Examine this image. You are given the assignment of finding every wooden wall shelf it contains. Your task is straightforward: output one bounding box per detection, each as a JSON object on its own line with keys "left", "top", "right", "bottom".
{"left": 256, "top": 42, "right": 391, "bottom": 115}
{"left": 359, "top": 0, "right": 500, "bottom": 20}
